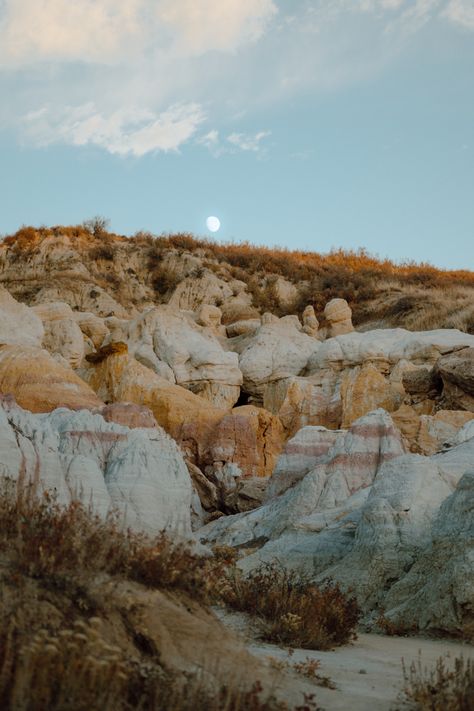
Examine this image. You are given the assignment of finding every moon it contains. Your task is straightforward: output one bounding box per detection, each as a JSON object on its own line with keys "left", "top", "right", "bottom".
{"left": 206, "top": 215, "right": 220, "bottom": 233}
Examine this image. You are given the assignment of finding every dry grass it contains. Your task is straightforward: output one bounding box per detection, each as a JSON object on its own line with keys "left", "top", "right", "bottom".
{"left": 3, "top": 225, "right": 472, "bottom": 331}
{"left": 0, "top": 481, "right": 311, "bottom": 711}
{"left": 222, "top": 564, "right": 360, "bottom": 650}
{"left": 400, "top": 655, "right": 474, "bottom": 710}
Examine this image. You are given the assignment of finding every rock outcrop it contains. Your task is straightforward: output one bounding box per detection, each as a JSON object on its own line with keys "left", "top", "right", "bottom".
{"left": 324, "top": 298, "right": 354, "bottom": 337}
{"left": 238, "top": 316, "right": 320, "bottom": 402}
{"left": 0, "top": 345, "right": 102, "bottom": 413}
{"left": 0, "top": 285, "right": 44, "bottom": 347}
{"left": 0, "top": 396, "right": 192, "bottom": 535}
{"left": 199, "top": 408, "right": 474, "bottom": 635}
{"left": 32, "top": 301, "right": 85, "bottom": 368}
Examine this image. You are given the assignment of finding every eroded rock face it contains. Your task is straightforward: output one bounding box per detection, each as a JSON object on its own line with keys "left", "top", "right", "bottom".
{"left": 238, "top": 317, "right": 320, "bottom": 402}
{"left": 81, "top": 350, "right": 284, "bottom": 482}
{"left": 340, "top": 362, "right": 402, "bottom": 427}
{"left": 0, "top": 286, "right": 44, "bottom": 347}
{"left": 124, "top": 307, "right": 242, "bottom": 409}
{"left": 32, "top": 302, "right": 85, "bottom": 368}
{"left": 199, "top": 409, "right": 474, "bottom": 635}
{"left": 0, "top": 345, "right": 102, "bottom": 413}
{"left": 436, "top": 347, "right": 474, "bottom": 411}
{"left": 0, "top": 397, "right": 192, "bottom": 535}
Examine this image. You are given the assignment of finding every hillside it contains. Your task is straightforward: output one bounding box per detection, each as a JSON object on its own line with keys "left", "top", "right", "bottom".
{"left": 1, "top": 222, "right": 474, "bottom": 333}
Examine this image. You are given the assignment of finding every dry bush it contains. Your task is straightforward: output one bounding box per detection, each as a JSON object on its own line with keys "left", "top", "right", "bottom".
{"left": 401, "top": 655, "right": 474, "bottom": 711}
{"left": 222, "top": 564, "right": 360, "bottom": 650}
{"left": 0, "top": 483, "right": 311, "bottom": 711}
{"left": 0, "top": 616, "right": 295, "bottom": 711}
{"left": 0, "top": 481, "right": 224, "bottom": 603}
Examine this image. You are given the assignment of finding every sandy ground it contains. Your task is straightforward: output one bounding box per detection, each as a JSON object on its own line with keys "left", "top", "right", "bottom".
{"left": 214, "top": 608, "right": 474, "bottom": 710}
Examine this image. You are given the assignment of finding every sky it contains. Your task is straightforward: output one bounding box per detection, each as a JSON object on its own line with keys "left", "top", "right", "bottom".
{"left": 0, "top": 0, "right": 473, "bottom": 269}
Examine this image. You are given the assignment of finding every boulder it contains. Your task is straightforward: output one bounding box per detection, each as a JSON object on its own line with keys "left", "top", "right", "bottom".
{"left": 238, "top": 317, "right": 320, "bottom": 401}
{"left": 436, "top": 347, "right": 474, "bottom": 411}
{"left": 206, "top": 404, "right": 285, "bottom": 479}
{"left": 340, "top": 362, "right": 401, "bottom": 427}
{"left": 324, "top": 298, "right": 354, "bottom": 337}
{"left": 263, "top": 376, "right": 336, "bottom": 436}
{"left": 125, "top": 307, "right": 242, "bottom": 409}
{"left": 302, "top": 305, "right": 319, "bottom": 338}
{"left": 0, "top": 285, "right": 44, "bottom": 347}
{"left": 0, "top": 345, "right": 102, "bottom": 413}
{"left": 0, "top": 396, "right": 192, "bottom": 536}
{"left": 74, "top": 311, "right": 109, "bottom": 349}
{"left": 32, "top": 302, "right": 85, "bottom": 368}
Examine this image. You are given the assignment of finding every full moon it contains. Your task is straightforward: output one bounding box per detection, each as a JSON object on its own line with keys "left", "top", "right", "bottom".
{"left": 206, "top": 215, "right": 220, "bottom": 233}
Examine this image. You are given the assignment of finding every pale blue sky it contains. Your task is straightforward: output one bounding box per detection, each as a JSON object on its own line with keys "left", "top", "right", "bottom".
{"left": 0, "top": 0, "right": 473, "bottom": 268}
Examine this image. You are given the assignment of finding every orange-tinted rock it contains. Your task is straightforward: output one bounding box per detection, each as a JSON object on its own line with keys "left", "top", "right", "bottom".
{"left": 0, "top": 345, "right": 102, "bottom": 413}
{"left": 100, "top": 402, "right": 158, "bottom": 429}
{"left": 341, "top": 362, "right": 401, "bottom": 428}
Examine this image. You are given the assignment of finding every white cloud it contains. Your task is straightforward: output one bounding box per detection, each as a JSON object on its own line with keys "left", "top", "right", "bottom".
{"left": 442, "top": 0, "right": 474, "bottom": 29}
{"left": 23, "top": 102, "right": 205, "bottom": 156}
{"left": 227, "top": 131, "right": 271, "bottom": 152}
{"left": 0, "top": 0, "right": 277, "bottom": 66}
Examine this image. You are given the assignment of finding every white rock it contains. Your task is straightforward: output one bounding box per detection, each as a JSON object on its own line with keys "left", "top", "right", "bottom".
{"left": 0, "top": 286, "right": 44, "bottom": 347}
{"left": 0, "top": 396, "right": 192, "bottom": 536}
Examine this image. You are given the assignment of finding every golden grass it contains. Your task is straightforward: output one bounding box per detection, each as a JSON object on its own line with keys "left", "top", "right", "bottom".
{"left": 401, "top": 655, "right": 474, "bottom": 711}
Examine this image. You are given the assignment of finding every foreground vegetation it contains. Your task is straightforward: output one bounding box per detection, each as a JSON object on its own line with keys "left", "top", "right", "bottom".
{"left": 401, "top": 655, "right": 474, "bottom": 711}
{"left": 223, "top": 564, "right": 360, "bottom": 650}
{"left": 0, "top": 483, "right": 357, "bottom": 710}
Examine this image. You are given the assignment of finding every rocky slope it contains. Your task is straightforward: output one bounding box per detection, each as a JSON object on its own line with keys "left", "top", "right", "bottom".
{"left": 0, "top": 225, "right": 473, "bottom": 638}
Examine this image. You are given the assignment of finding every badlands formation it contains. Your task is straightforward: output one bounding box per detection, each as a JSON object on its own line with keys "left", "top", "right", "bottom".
{"left": 0, "top": 226, "right": 473, "bottom": 641}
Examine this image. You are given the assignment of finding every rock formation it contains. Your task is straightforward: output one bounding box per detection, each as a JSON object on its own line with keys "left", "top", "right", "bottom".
{"left": 0, "top": 396, "right": 192, "bottom": 535}
{"left": 324, "top": 298, "right": 354, "bottom": 337}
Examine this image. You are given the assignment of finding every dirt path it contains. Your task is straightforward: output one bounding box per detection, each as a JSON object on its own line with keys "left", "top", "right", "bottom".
{"left": 214, "top": 609, "right": 474, "bottom": 710}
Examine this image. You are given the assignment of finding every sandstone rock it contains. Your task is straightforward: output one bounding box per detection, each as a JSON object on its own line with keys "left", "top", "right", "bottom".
{"left": 186, "top": 461, "right": 219, "bottom": 512}
{"left": 32, "top": 302, "right": 85, "bottom": 368}
{"left": 263, "top": 376, "right": 335, "bottom": 436}
{"left": 206, "top": 404, "right": 285, "bottom": 479}
{"left": 199, "top": 409, "right": 474, "bottom": 635}
{"left": 0, "top": 396, "right": 192, "bottom": 535}
{"left": 126, "top": 307, "right": 242, "bottom": 409}
{"left": 0, "top": 286, "right": 44, "bottom": 347}
{"left": 324, "top": 298, "right": 354, "bottom": 337}
{"left": 100, "top": 402, "right": 158, "bottom": 429}
{"left": 225, "top": 319, "right": 261, "bottom": 338}
{"left": 402, "top": 366, "right": 440, "bottom": 397}
{"left": 271, "top": 276, "right": 298, "bottom": 309}
{"left": 81, "top": 351, "right": 282, "bottom": 480}
{"left": 74, "top": 311, "right": 109, "bottom": 349}
{"left": 0, "top": 345, "right": 102, "bottom": 413}
{"left": 196, "top": 303, "right": 224, "bottom": 334}
{"left": 224, "top": 477, "right": 269, "bottom": 513}
{"left": 302, "top": 305, "right": 319, "bottom": 338}
{"left": 238, "top": 317, "right": 320, "bottom": 401}
{"left": 340, "top": 362, "right": 401, "bottom": 427}
{"left": 201, "top": 410, "right": 405, "bottom": 551}
{"left": 169, "top": 272, "right": 233, "bottom": 311}
{"left": 436, "top": 346, "right": 474, "bottom": 411}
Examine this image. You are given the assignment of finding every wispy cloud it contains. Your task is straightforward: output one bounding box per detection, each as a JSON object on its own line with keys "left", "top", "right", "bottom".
{"left": 197, "top": 129, "right": 271, "bottom": 156}
{"left": 23, "top": 103, "right": 205, "bottom": 156}
{"left": 227, "top": 131, "right": 271, "bottom": 152}
{"left": 0, "top": 0, "right": 277, "bottom": 66}
{"left": 442, "top": 0, "right": 474, "bottom": 30}
{"left": 1, "top": 0, "right": 473, "bottom": 158}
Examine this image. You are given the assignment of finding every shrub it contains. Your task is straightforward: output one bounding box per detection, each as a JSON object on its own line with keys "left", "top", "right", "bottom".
{"left": 0, "top": 481, "right": 223, "bottom": 603}
{"left": 222, "top": 564, "right": 360, "bottom": 650}
{"left": 83, "top": 216, "right": 110, "bottom": 237}
{"left": 401, "top": 655, "right": 474, "bottom": 710}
